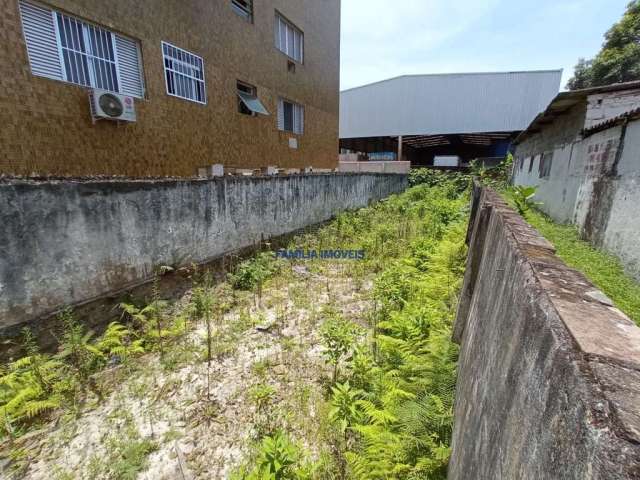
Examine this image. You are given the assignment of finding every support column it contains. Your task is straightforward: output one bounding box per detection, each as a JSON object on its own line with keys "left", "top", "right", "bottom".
{"left": 397, "top": 135, "right": 403, "bottom": 161}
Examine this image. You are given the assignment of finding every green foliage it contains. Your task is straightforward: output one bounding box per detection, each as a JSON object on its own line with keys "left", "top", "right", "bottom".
{"left": 408, "top": 168, "right": 445, "bottom": 187}
{"left": 0, "top": 330, "right": 69, "bottom": 437}
{"left": 57, "top": 309, "right": 104, "bottom": 380}
{"left": 86, "top": 413, "right": 157, "bottom": 480}
{"left": 319, "top": 313, "right": 362, "bottom": 383}
{"left": 567, "top": 1, "right": 640, "bottom": 88}
{"left": 510, "top": 203, "right": 640, "bottom": 325}
{"left": 229, "top": 252, "right": 281, "bottom": 291}
{"left": 409, "top": 168, "right": 470, "bottom": 193}
{"left": 96, "top": 322, "right": 145, "bottom": 363}
{"left": 233, "top": 431, "right": 319, "bottom": 480}
{"left": 328, "top": 382, "right": 363, "bottom": 434}
{"left": 470, "top": 154, "right": 513, "bottom": 190}
{"left": 249, "top": 383, "right": 276, "bottom": 412}
{"left": 511, "top": 185, "right": 541, "bottom": 216}
{"left": 119, "top": 297, "right": 179, "bottom": 351}
{"left": 317, "top": 183, "right": 469, "bottom": 480}
{"left": 347, "top": 225, "right": 465, "bottom": 479}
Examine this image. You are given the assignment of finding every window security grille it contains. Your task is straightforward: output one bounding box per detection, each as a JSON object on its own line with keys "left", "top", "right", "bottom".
{"left": 277, "top": 98, "right": 304, "bottom": 134}
{"left": 232, "top": 0, "right": 252, "bottom": 20}
{"left": 18, "top": 0, "right": 144, "bottom": 98}
{"left": 275, "top": 13, "right": 303, "bottom": 63}
{"left": 162, "top": 42, "right": 206, "bottom": 104}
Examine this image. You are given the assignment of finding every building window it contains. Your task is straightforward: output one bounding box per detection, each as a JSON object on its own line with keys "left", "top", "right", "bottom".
{"left": 237, "top": 81, "right": 269, "bottom": 116}
{"left": 275, "top": 13, "right": 303, "bottom": 63}
{"left": 539, "top": 152, "right": 553, "bottom": 178}
{"left": 278, "top": 98, "right": 304, "bottom": 134}
{"left": 232, "top": 0, "right": 252, "bottom": 20}
{"left": 162, "top": 42, "right": 206, "bottom": 104}
{"left": 18, "top": 0, "right": 144, "bottom": 97}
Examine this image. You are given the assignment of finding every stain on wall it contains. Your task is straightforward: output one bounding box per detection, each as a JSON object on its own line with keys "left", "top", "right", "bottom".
{"left": 0, "top": 173, "right": 407, "bottom": 331}
{"left": 514, "top": 93, "right": 640, "bottom": 281}
{"left": 450, "top": 184, "right": 640, "bottom": 480}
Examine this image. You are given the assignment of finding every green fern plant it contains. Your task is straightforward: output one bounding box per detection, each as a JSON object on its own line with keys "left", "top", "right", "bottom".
{"left": 0, "top": 329, "right": 69, "bottom": 436}
{"left": 56, "top": 308, "right": 104, "bottom": 381}
{"left": 96, "top": 322, "right": 145, "bottom": 364}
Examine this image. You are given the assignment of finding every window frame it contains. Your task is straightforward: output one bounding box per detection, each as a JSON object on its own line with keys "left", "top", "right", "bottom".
{"left": 274, "top": 12, "right": 304, "bottom": 63}
{"left": 278, "top": 97, "right": 304, "bottom": 134}
{"left": 161, "top": 41, "right": 207, "bottom": 105}
{"left": 231, "top": 0, "right": 253, "bottom": 21}
{"left": 18, "top": 1, "right": 145, "bottom": 98}
{"left": 539, "top": 152, "right": 553, "bottom": 179}
{"left": 237, "top": 80, "right": 256, "bottom": 116}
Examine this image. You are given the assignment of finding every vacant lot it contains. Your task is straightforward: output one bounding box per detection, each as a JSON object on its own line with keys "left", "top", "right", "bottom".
{"left": 1, "top": 180, "right": 469, "bottom": 480}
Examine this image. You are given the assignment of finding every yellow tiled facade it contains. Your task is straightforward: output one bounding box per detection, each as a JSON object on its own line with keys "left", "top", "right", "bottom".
{"left": 0, "top": 0, "right": 340, "bottom": 176}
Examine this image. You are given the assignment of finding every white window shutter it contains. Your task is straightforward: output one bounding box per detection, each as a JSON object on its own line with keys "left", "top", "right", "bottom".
{"left": 19, "top": 1, "right": 63, "bottom": 81}
{"left": 298, "top": 105, "right": 304, "bottom": 134}
{"left": 116, "top": 35, "right": 144, "bottom": 98}
{"left": 277, "top": 98, "right": 285, "bottom": 131}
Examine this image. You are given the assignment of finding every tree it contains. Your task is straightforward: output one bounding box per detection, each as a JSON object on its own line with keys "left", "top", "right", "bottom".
{"left": 566, "top": 58, "right": 593, "bottom": 90}
{"left": 567, "top": 1, "right": 640, "bottom": 89}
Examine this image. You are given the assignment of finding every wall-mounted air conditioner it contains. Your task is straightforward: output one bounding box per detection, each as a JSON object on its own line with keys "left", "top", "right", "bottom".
{"left": 89, "top": 89, "right": 136, "bottom": 123}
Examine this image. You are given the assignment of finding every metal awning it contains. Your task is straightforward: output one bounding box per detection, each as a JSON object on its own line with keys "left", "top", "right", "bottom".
{"left": 237, "top": 91, "right": 270, "bottom": 115}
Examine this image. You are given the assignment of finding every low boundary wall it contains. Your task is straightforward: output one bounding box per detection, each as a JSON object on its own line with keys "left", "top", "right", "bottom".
{"left": 449, "top": 183, "right": 640, "bottom": 479}
{"left": 0, "top": 173, "right": 407, "bottom": 332}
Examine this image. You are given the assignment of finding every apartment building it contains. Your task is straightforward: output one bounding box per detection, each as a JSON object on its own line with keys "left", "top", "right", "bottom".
{"left": 0, "top": 0, "right": 340, "bottom": 176}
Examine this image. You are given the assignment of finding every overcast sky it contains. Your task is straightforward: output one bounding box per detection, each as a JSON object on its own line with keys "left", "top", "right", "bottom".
{"left": 340, "top": 0, "right": 630, "bottom": 91}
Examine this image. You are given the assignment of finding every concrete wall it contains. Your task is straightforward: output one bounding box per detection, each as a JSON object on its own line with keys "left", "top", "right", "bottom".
{"left": 514, "top": 93, "right": 640, "bottom": 281}
{"left": 0, "top": 173, "right": 407, "bottom": 331}
{"left": 590, "top": 120, "right": 640, "bottom": 278}
{"left": 1, "top": 0, "right": 340, "bottom": 176}
{"left": 450, "top": 184, "right": 640, "bottom": 480}
{"left": 512, "top": 102, "right": 586, "bottom": 223}
{"left": 337, "top": 161, "right": 410, "bottom": 174}
{"left": 585, "top": 90, "right": 640, "bottom": 129}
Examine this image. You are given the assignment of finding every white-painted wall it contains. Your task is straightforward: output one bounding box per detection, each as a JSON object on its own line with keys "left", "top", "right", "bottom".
{"left": 513, "top": 90, "right": 640, "bottom": 281}
{"left": 600, "top": 120, "right": 640, "bottom": 279}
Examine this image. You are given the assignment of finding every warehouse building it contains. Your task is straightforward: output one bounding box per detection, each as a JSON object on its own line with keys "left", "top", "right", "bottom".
{"left": 339, "top": 70, "right": 562, "bottom": 168}
{"left": 1, "top": 0, "right": 340, "bottom": 177}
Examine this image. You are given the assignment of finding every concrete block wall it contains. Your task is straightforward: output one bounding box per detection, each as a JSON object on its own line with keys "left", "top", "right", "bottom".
{"left": 449, "top": 184, "right": 640, "bottom": 480}
{"left": 0, "top": 173, "right": 407, "bottom": 332}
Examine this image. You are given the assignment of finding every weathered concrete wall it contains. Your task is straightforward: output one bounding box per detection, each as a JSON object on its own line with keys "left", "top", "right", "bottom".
{"left": 585, "top": 90, "right": 640, "bottom": 129}
{"left": 513, "top": 102, "right": 586, "bottom": 223}
{"left": 578, "top": 120, "right": 640, "bottom": 279}
{"left": 450, "top": 184, "right": 640, "bottom": 480}
{"left": 0, "top": 173, "right": 407, "bottom": 330}
{"left": 514, "top": 94, "right": 640, "bottom": 281}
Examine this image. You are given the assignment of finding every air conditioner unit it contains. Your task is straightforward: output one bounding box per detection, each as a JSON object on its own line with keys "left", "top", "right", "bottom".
{"left": 89, "top": 89, "right": 136, "bottom": 122}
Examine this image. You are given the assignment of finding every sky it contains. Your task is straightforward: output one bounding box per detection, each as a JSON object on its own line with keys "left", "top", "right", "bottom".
{"left": 340, "top": 0, "right": 630, "bottom": 91}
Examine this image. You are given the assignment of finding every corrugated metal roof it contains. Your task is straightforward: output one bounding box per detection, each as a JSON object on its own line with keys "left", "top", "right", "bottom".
{"left": 339, "top": 70, "right": 563, "bottom": 138}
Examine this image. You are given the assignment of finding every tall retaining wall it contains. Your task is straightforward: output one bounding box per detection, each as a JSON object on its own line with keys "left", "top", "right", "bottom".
{"left": 449, "top": 184, "right": 640, "bottom": 479}
{"left": 0, "top": 173, "right": 407, "bottom": 332}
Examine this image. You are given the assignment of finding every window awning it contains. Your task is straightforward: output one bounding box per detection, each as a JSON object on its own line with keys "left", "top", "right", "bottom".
{"left": 237, "top": 91, "right": 270, "bottom": 115}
